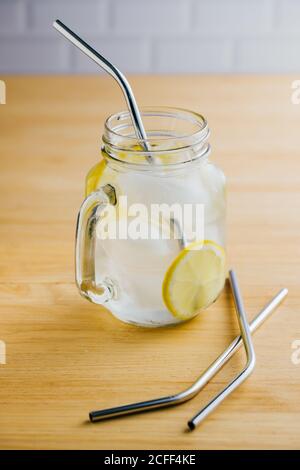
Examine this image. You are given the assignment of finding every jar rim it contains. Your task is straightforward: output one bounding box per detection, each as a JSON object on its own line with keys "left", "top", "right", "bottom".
{"left": 102, "top": 107, "right": 210, "bottom": 168}
{"left": 104, "top": 106, "right": 209, "bottom": 150}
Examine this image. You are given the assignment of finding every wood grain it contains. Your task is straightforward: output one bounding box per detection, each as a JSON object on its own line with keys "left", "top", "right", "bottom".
{"left": 0, "top": 76, "right": 299, "bottom": 449}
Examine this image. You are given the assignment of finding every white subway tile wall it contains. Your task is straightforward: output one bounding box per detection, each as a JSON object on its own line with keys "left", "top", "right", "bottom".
{"left": 0, "top": 0, "right": 299, "bottom": 74}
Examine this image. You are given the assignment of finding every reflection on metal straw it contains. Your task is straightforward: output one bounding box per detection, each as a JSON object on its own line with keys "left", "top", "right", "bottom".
{"left": 53, "top": 19, "right": 153, "bottom": 162}
{"left": 170, "top": 217, "right": 187, "bottom": 250}
{"left": 188, "top": 269, "right": 256, "bottom": 430}
{"left": 89, "top": 284, "right": 288, "bottom": 423}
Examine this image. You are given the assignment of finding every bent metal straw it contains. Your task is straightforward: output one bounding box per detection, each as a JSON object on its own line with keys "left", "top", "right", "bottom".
{"left": 188, "top": 269, "right": 255, "bottom": 430}
{"left": 89, "top": 280, "right": 288, "bottom": 423}
{"left": 53, "top": 19, "right": 153, "bottom": 162}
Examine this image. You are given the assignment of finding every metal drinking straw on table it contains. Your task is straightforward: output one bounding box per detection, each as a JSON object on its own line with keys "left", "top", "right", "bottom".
{"left": 188, "top": 269, "right": 255, "bottom": 430}
{"left": 89, "top": 279, "right": 288, "bottom": 424}
{"left": 53, "top": 19, "right": 153, "bottom": 162}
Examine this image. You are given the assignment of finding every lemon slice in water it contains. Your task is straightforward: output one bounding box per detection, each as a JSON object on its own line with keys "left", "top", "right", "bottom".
{"left": 162, "top": 240, "right": 226, "bottom": 321}
{"left": 86, "top": 159, "right": 107, "bottom": 196}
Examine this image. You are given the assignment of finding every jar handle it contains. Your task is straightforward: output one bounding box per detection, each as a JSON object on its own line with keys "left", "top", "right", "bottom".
{"left": 75, "top": 185, "right": 116, "bottom": 305}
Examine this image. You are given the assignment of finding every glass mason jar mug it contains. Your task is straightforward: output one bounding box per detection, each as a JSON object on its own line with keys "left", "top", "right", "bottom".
{"left": 76, "top": 108, "right": 226, "bottom": 327}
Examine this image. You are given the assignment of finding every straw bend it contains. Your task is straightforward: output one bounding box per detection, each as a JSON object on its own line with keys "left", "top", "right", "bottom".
{"left": 53, "top": 19, "right": 153, "bottom": 160}
{"left": 188, "top": 269, "right": 256, "bottom": 429}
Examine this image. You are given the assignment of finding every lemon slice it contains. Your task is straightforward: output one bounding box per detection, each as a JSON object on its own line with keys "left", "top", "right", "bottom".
{"left": 86, "top": 159, "right": 107, "bottom": 196}
{"left": 162, "top": 240, "right": 226, "bottom": 321}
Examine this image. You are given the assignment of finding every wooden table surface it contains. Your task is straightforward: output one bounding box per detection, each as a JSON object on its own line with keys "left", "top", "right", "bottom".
{"left": 0, "top": 76, "right": 299, "bottom": 450}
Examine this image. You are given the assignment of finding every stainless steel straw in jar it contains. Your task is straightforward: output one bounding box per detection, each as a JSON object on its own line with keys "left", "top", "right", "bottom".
{"left": 53, "top": 19, "right": 153, "bottom": 161}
